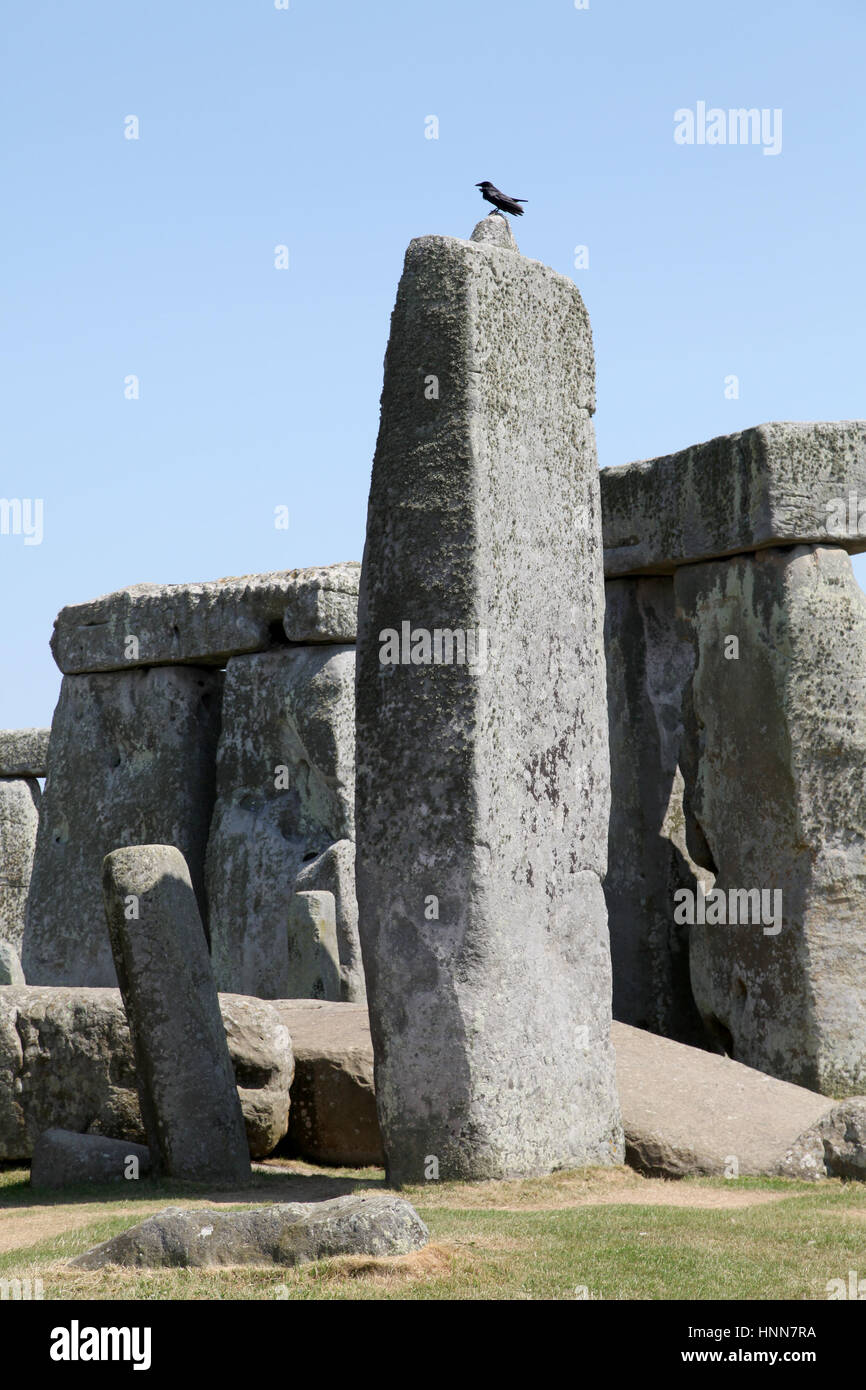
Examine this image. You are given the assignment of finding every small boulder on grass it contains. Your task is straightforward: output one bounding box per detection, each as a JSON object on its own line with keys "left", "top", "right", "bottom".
{"left": 71, "top": 1192, "right": 428, "bottom": 1269}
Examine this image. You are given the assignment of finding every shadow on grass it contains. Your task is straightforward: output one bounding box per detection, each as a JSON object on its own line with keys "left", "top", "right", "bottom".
{"left": 0, "top": 1160, "right": 387, "bottom": 1212}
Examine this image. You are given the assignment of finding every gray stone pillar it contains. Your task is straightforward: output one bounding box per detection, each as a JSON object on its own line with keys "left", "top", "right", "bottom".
{"left": 0, "top": 730, "right": 48, "bottom": 967}
{"left": 23, "top": 668, "right": 222, "bottom": 986}
{"left": 205, "top": 646, "right": 357, "bottom": 1000}
{"left": 600, "top": 422, "right": 866, "bottom": 1084}
{"left": 102, "top": 844, "right": 251, "bottom": 1183}
{"left": 355, "top": 219, "right": 623, "bottom": 1183}
{"left": 294, "top": 839, "right": 363, "bottom": 1002}
{"left": 675, "top": 545, "right": 866, "bottom": 1094}
{"left": 286, "top": 891, "right": 341, "bottom": 999}
{"left": 603, "top": 577, "right": 708, "bottom": 1046}
{"left": 0, "top": 778, "right": 40, "bottom": 963}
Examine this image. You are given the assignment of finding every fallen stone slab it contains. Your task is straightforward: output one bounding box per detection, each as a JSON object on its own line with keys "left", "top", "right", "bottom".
{"left": 601, "top": 421, "right": 866, "bottom": 577}
{"left": 71, "top": 1193, "right": 428, "bottom": 1269}
{"left": 356, "top": 219, "right": 621, "bottom": 1182}
{"left": 0, "top": 987, "right": 291, "bottom": 1162}
{"left": 51, "top": 563, "right": 360, "bottom": 675}
{"left": 30, "top": 1129, "right": 151, "bottom": 1189}
{"left": 103, "top": 845, "right": 251, "bottom": 1183}
{"left": 0, "top": 778, "right": 40, "bottom": 957}
{"left": 272, "top": 1000, "right": 383, "bottom": 1166}
{"left": 206, "top": 646, "right": 356, "bottom": 999}
{"left": 23, "top": 666, "right": 222, "bottom": 987}
{"left": 612, "top": 1020, "right": 850, "bottom": 1180}
{"left": 0, "top": 729, "right": 50, "bottom": 778}
{"left": 276, "top": 1004, "right": 866, "bottom": 1180}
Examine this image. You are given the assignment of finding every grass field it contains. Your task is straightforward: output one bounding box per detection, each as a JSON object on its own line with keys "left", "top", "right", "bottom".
{"left": 2, "top": 1161, "right": 865, "bottom": 1301}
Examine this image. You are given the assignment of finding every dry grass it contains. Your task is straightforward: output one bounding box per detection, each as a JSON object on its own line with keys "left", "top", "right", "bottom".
{"left": 2, "top": 1160, "right": 866, "bottom": 1300}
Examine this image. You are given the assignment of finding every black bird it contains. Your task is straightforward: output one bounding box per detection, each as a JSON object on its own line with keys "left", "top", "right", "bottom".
{"left": 475, "top": 181, "right": 527, "bottom": 217}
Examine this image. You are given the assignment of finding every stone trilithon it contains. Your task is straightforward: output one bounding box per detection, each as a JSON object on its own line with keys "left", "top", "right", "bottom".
{"left": 355, "top": 218, "right": 624, "bottom": 1184}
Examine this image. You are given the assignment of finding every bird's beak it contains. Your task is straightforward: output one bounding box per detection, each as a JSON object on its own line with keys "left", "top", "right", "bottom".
{"left": 475, "top": 182, "right": 482, "bottom": 187}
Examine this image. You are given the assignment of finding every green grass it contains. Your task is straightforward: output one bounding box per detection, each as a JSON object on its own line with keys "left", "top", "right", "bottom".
{"left": 2, "top": 1162, "right": 865, "bottom": 1300}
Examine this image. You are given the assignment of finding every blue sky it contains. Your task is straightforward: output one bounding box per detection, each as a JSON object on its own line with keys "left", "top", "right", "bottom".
{"left": 2, "top": 0, "right": 864, "bottom": 727}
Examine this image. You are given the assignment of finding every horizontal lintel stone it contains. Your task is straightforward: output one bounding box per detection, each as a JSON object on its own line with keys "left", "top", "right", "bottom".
{"left": 0, "top": 728, "right": 50, "bottom": 777}
{"left": 601, "top": 421, "right": 866, "bottom": 577}
{"left": 50, "top": 563, "right": 360, "bottom": 674}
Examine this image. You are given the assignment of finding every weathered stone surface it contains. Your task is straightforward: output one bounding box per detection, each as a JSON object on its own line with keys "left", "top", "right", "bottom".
{"left": 613, "top": 1021, "right": 837, "bottom": 1180}
{"left": 810, "top": 1099, "right": 866, "bottom": 1179}
{"left": 0, "top": 729, "right": 50, "bottom": 777}
{"left": 30, "top": 1129, "right": 151, "bottom": 1190}
{"left": 207, "top": 646, "right": 355, "bottom": 1000}
{"left": 0, "top": 986, "right": 291, "bottom": 1161}
{"left": 281, "top": 562, "right": 360, "bottom": 643}
{"left": 774, "top": 1100, "right": 866, "bottom": 1181}
{"left": 103, "top": 846, "right": 251, "bottom": 1183}
{"left": 601, "top": 422, "right": 866, "bottom": 577}
{"left": 23, "top": 667, "right": 221, "bottom": 987}
{"left": 676, "top": 546, "right": 866, "bottom": 1094}
{"left": 272, "top": 1000, "right": 383, "bottom": 1166}
{"left": 469, "top": 213, "right": 519, "bottom": 251}
{"left": 295, "top": 839, "right": 365, "bottom": 1002}
{"left": 356, "top": 229, "right": 621, "bottom": 1182}
{"left": 0, "top": 778, "right": 40, "bottom": 955}
{"left": 0, "top": 987, "right": 144, "bottom": 1158}
{"left": 50, "top": 564, "right": 359, "bottom": 675}
{"left": 72, "top": 1193, "right": 428, "bottom": 1269}
{"left": 219, "top": 995, "right": 293, "bottom": 1159}
{"left": 286, "top": 892, "right": 341, "bottom": 1000}
{"left": 0, "top": 942, "right": 25, "bottom": 985}
{"left": 603, "top": 578, "right": 709, "bottom": 1046}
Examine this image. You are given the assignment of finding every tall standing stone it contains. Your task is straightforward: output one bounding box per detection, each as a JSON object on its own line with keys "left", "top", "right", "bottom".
{"left": 0, "top": 728, "right": 47, "bottom": 963}
{"left": 355, "top": 223, "right": 623, "bottom": 1183}
{"left": 294, "top": 839, "right": 364, "bottom": 1002}
{"left": 102, "top": 845, "right": 251, "bottom": 1182}
{"left": 603, "top": 577, "right": 709, "bottom": 1046}
{"left": 0, "top": 941, "right": 25, "bottom": 985}
{"left": 0, "top": 778, "right": 40, "bottom": 959}
{"left": 599, "top": 426, "right": 866, "bottom": 1068}
{"left": 23, "top": 667, "right": 222, "bottom": 986}
{"left": 285, "top": 891, "right": 342, "bottom": 999}
{"left": 206, "top": 646, "right": 356, "bottom": 999}
{"left": 675, "top": 545, "right": 866, "bottom": 1094}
